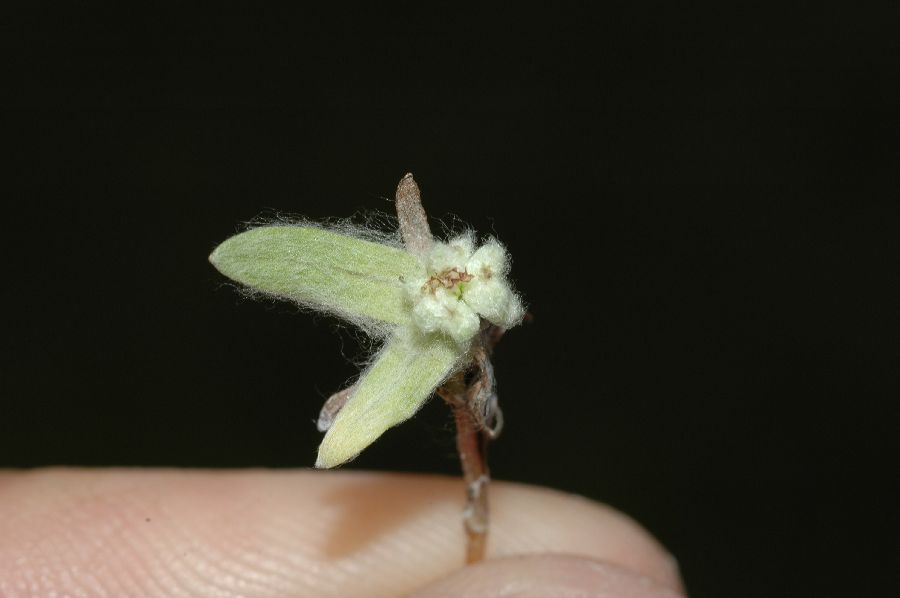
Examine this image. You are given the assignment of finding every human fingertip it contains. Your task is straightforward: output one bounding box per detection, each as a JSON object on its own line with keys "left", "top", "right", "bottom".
{"left": 409, "top": 554, "right": 686, "bottom": 598}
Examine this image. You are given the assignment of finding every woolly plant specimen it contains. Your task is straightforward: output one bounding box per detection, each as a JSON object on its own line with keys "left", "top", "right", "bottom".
{"left": 209, "top": 174, "right": 524, "bottom": 562}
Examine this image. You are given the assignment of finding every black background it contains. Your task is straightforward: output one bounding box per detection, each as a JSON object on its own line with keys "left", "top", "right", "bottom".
{"left": 4, "top": 4, "right": 899, "bottom": 597}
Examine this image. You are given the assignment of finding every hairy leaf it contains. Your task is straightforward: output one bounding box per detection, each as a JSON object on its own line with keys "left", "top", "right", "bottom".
{"left": 209, "top": 226, "right": 423, "bottom": 326}
{"left": 316, "top": 332, "right": 461, "bottom": 468}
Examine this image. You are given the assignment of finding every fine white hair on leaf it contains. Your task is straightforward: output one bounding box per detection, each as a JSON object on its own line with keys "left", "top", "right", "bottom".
{"left": 316, "top": 327, "right": 469, "bottom": 468}
{"left": 211, "top": 214, "right": 421, "bottom": 339}
{"left": 245, "top": 210, "right": 406, "bottom": 250}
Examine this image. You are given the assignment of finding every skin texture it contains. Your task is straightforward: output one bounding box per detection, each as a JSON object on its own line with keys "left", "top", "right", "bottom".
{"left": 0, "top": 469, "right": 684, "bottom": 597}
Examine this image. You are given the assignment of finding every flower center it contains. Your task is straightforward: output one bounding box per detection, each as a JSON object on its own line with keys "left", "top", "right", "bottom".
{"left": 421, "top": 267, "right": 474, "bottom": 295}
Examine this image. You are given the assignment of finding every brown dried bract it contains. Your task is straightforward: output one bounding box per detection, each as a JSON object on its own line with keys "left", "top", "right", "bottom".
{"left": 317, "top": 385, "right": 355, "bottom": 432}
{"left": 395, "top": 173, "right": 433, "bottom": 257}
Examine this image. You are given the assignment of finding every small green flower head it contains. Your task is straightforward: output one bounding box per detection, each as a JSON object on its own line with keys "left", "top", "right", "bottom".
{"left": 209, "top": 176, "right": 523, "bottom": 468}
{"left": 408, "top": 233, "right": 523, "bottom": 345}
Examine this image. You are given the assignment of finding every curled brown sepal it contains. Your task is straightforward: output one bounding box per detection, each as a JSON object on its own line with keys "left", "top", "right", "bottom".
{"left": 317, "top": 385, "right": 356, "bottom": 432}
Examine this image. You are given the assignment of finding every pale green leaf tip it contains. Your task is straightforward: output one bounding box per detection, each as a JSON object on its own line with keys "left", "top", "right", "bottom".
{"left": 313, "top": 333, "right": 462, "bottom": 468}
{"left": 208, "top": 236, "right": 234, "bottom": 273}
{"left": 208, "top": 245, "right": 222, "bottom": 268}
{"left": 315, "top": 445, "right": 343, "bottom": 469}
{"left": 313, "top": 391, "right": 402, "bottom": 468}
{"left": 207, "top": 234, "right": 242, "bottom": 274}
{"left": 314, "top": 421, "right": 377, "bottom": 468}
{"left": 315, "top": 411, "right": 408, "bottom": 468}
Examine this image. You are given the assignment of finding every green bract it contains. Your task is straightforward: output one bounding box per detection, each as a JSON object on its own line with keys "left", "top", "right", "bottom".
{"left": 210, "top": 209, "right": 523, "bottom": 468}
{"left": 316, "top": 328, "right": 459, "bottom": 467}
{"left": 209, "top": 226, "right": 422, "bottom": 328}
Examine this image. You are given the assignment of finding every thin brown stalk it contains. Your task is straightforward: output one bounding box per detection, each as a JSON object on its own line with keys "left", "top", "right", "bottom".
{"left": 438, "top": 325, "right": 505, "bottom": 564}
{"left": 394, "top": 172, "right": 507, "bottom": 564}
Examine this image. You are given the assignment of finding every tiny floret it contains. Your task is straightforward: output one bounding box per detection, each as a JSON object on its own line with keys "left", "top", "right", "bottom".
{"left": 407, "top": 236, "right": 524, "bottom": 345}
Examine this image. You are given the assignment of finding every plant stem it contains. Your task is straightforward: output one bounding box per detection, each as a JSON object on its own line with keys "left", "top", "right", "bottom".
{"left": 452, "top": 386, "right": 491, "bottom": 563}
{"left": 394, "top": 174, "right": 511, "bottom": 564}
{"left": 439, "top": 325, "right": 505, "bottom": 564}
